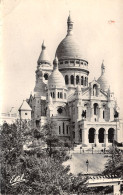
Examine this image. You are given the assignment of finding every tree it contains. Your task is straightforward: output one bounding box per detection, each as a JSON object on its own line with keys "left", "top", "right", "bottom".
{"left": 1, "top": 120, "right": 87, "bottom": 195}
{"left": 103, "top": 146, "right": 123, "bottom": 178}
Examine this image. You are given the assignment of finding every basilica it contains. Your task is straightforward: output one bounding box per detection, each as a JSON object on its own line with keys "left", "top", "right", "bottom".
{"left": 19, "top": 14, "right": 123, "bottom": 147}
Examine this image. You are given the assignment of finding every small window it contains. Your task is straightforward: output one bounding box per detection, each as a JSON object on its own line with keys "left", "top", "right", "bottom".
{"left": 25, "top": 113, "right": 27, "bottom": 115}
{"left": 65, "top": 61, "right": 68, "bottom": 64}
{"left": 81, "top": 76, "right": 83, "bottom": 85}
{"left": 76, "top": 75, "right": 79, "bottom": 84}
{"left": 60, "top": 61, "right": 63, "bottom": 64}
{"left": 51, "top": 92, "right": 52, "bottom": 97}
{"left": 85, "top": 77, "right": 86, "bottom": 86}
{"left": 76, "top": 61, "right": 79, "bottom": 64}
{"left": 63, "top": 122, "right": 65, "bottom": 134}
{"left": 66, "top": 125, "right": 69, "bottom": 134}
{"left": 59, "top": 126, "right": 61, "bottom": 134}
{"left": 53, "top": 92, "right": 55, "bottom": 98}
{"left": 70, "top": 60, "right": 74, "bottom": 63}
{"left": 44, "top": 73, "right": 48, "bottom": 80}
{"left": 71, "top": 75, "right": 74, "bottom": 84}
{"left": 65, "top": 75, "right": 69, "bottom": 85}
{"left": 58, "top": 92, "right": 59, "bottom": 98}
{"left": 60, "top": 92, "right": 62, "bottom": 99}
{"left": 81, "top": 62, "right": 83, "bottom": 65}
{"left": 103, "top": 110, "right": 105, "bottom": 119}
{"left": 93, "top": 84, "right": 98, "bottom": 96}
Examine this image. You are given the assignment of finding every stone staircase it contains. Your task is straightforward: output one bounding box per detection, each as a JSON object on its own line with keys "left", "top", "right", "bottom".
{"left": 70, "top": 143, "right": 109, "bottom": 154}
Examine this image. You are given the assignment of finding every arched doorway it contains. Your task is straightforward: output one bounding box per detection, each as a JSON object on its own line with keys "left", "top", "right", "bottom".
{"left": 98, "top": 128, "right": 105, "bottom": 143}
{"left": 89, "top": 128, "right": 95, "bottom": 143}
{"left": 108, "top": 128, "right": 115, "bottom": 143}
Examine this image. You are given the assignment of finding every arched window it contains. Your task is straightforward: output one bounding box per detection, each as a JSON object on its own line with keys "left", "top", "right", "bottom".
{"left": 59, "top": 126, "right": 61, "bottom": 134}
{"left": 65, "top": 75, "right": 69, "bottom": 85}
{"left": 81, "top": 76, "right": 83, "bottom": 85}
{"left": 85, "top": 77, "right": 86, "bottom": 86}
{"left": 63, "top": 122, "right": 65, "bottom": 134}
{"left": 98, "top": 128, "right": 105, "bottom": 143}
{"left": 71, "top": 75, "right": 74, "bottom": 84}
{"left": 53, "top": 92, "right": 55, "bottom": 98}
{"left": 60, "top": 92, "right": 62, "bottom": 99}
{"left": 94, "top": 103, "right": 98, "bottom": 115}
{"left": 58, "top": 92, "right": 59, "bottom": 98}
{"left": 44, "top": 73, "right": 48, "bottom": 80}
{"left": 93, "top": 84, "right": 98, "bottom": 96}
{"left": 76, "top": 75, "right": 79, "bottom": 84}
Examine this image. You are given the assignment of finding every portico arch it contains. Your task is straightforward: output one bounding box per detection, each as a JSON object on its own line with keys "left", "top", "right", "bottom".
{"left": 108, "top": 128, "right": 115, "bottom": 143}
{"left": 89, "top": 128, "right": 95, "bottom": 143}
{"left": 98, "top": 128, "right": 105, "bottom": 143}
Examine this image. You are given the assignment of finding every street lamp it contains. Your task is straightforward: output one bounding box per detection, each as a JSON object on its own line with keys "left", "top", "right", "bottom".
{"left": 86, "top": 160, "right": 89, "bottom": 173}
{"left": 92, "top": 146, "right": 94, "bottom": 154}
{"left": 80, "top": 146, "right": 82, "bottom": 154}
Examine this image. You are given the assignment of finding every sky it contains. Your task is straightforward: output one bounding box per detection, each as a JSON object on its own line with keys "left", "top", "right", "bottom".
{"left": 1, "top": 0, "right": 123, "bottom": 117}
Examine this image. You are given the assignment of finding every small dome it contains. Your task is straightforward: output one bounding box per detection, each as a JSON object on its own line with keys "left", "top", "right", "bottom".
{"left": 48, "top": 57, "right": 66, "bottom": 88}
{"left": 97, "top": 74, "right": 109, "bottom": 91}
{"left": 97, "top": 61, "right": 109, "bottom": 91}
{"left": 38, "top": 41, "right": 51, "bottom": 65}
{"left": 56, "top": 35, "right": 83, "bottom": 60}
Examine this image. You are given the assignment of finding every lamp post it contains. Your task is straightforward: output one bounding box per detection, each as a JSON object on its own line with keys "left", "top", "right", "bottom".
{"left": 86, "top": 160, "right": 89, "bottom": 173}
{"left": 80, "top": 146, "right": 82, "bottom": 154}
{"left": 92, "top": 146, "right": 94, "bottom": 154}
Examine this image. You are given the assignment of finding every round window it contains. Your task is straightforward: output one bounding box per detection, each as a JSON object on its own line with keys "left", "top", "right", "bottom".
{"left": 57, "top": 107, "right": 63, "bottom": 114}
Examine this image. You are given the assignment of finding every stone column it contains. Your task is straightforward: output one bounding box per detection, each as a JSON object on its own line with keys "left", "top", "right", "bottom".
{"left": 104, "top": 133, "right": 108, "bottom": 147}
{"left": 90, "top": 107, "right": 94, "bottom": 122}
{"left": 55, "top": 88, "right": 57, "bottom": 101}
{"left": 113, "top": 184, "right": 120, "bottom": 195}
{"left": 109, "top": 107, "right": 114, "bottom": 122}
{"left": 99, "top": 107, "right": 103, "bottom": 122}
{"left": 94, "top": 131, "right": 99, "bottom": 146}
{"left": 82, "top": 129, "right": 86, "bottom": 145}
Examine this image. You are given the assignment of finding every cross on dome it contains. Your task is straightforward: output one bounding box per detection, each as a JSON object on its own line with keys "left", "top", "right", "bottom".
{"left": 101, "top": 60, "right": 105, "bottom": 75}
{"left": 67, "top": 11, "right": 73, "bottom": 36}
{"left": 42, "top": 40, "right": 46, "bottom": 50}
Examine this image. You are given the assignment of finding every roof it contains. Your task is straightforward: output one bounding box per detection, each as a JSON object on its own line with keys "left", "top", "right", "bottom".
{"left": 97, "top": 62, "right": 109, "bottom": 92}
{"left": 18, "top": 100, "right": 32, "bottom": 111}
{"left": 37, "top": 41, "right": 51, "bottom": 65}
{"left": 56, "top": 15, "right": 86, "bottom": 61}
{"left": 48, "top": 57, "right": 66, "bottom": 88}
{"left": 56, "top": 35, "right": 83, "bottom": 60}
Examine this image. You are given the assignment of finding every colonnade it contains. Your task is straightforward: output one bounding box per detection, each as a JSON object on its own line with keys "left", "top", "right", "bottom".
{"left": 81, "top": 127, "right": 116, "bottom": 146}
{"left": 64, "top": 75, "right": 88, "bottom": 86}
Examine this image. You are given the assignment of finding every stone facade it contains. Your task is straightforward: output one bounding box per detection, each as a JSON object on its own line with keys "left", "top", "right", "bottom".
{"left": 22, "top": 14, "right": 122, "bottom": 148}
